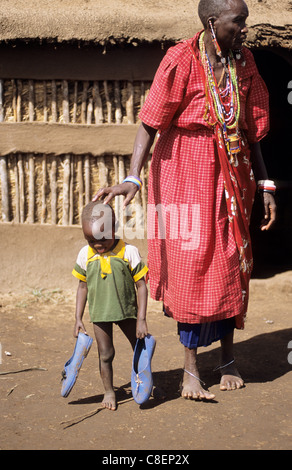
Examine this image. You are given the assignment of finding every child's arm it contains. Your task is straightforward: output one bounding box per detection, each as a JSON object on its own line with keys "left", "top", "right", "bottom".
{"left": 135, "top": 277, "right": 148, "bottom": 339}
{"left": 74, "top": 280, "right": 88, "bottom": 337}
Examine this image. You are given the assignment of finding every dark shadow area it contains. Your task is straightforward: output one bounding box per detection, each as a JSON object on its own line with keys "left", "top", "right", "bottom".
{"left": 199, "top": 328, "right": 292, "bottom": 388}
{"left": 250, "top": 49, "right": 292, "bottom": 278}
{"left": 69, "top": 328, "right": 292, "bottom": 409}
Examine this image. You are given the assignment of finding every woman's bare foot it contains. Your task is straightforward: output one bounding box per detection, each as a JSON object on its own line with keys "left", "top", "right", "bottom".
{"left": 219, "top": 362, "right": 244, "bottom": 391}
{"left": 182, "top": 347, "right": 215, "bottom": 401}
{"left": 182, "top": 369, "right": 215, "bottom": 400}
{"left": 102, "top": 391, "right": 116, "bottom": 410}
{"left": 219, "top": 330, "right": 244, "bottom": 391}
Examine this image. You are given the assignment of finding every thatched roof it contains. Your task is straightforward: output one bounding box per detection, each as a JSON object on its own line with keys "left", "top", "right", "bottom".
{"left": 0, "top": 0, "right": 291, "bottom": 48}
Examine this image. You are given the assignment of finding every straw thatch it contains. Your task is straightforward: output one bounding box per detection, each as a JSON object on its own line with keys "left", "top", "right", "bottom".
{"left": 0, "top": 0, "right": 291, "bottom": 48}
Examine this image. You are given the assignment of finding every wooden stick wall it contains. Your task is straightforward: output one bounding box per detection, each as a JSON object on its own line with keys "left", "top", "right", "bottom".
{"left": 0, "top": 152, "right": 149, "bottom": 233}
{"left": 0, "top": 78, "right": 152, "bottom": 231}
{"left": 0, "top": 78, "right": 151, "bottom": 124}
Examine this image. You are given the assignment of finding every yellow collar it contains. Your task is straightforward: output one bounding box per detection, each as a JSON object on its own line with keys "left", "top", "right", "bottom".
{"left": 87, "top": 239, "right": 126, "bottom": 278}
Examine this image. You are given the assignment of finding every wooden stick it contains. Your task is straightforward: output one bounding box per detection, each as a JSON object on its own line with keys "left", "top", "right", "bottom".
{"left": 72, "top": 82, "right": 78, "bottom": 124}
{"left": 113, "top": 156, "right": 119, "bottom": 186}
{"left": 16, "top": 80, "right": 22, "bottom": 122}
{"left": 0, "top": 156, "right": 9, "bottom": 222}
{"left": 60, "top": 397, "right": 133, "bottom": 428}
{"left": 87, "top": 97, "right": 93, "bottom": 125}
{"left": 12, "top": 79, "right": 17, "bottom": 122}
{"left": 28, "top": 80, "right": 34, "bottom": 122}
{"left": 51, "top": 80, "right": 57, "bottom": 122}
{"left": 81, "top": 81, "right": 89, "bottom": 124}
{"left": 41, "top": 155, "right": 47, "bottom": 223}
{"left": 84, "top": 155, "right": 90, "bottom": 204}
{"left": 14, "top": 155, "right": 20, "bottom": 223}
{"left": 0, "top": 367, "right": 47, "bottom": 376}
{"left": 98, "top": 156, "right": 108, "bottom": 188}
{"left": 114, "top": 80, "right": 122, "bottom": 124}
{"left": 28, "top": 154, "right": 35, "bottom": 223}
{"left": 77, "top": 155, "right": 84, "bottom": 224}
{"left": 62, "top": 80, "right": 70, "bottom": 124}
{"left": 50, "top": 157, "right": 57, "bottom": 224}
{"left": 140, "top": 81, "right": 145, "bottom": 110}
{"left": 103, "top": 80, "right": 112, "bottom": 124}
{"left": 126, "top": 81, "right": 134, "bottom": 124}
{"left": 17, "top": 154, "right": 25, "bottom": 223}
{"left": 7, "top": 385, "right": 18, "bottom": 397}
{"left": 93, "top": 81, "right": 103, "bottom": 124}
{"left": 69, "top": 157, "right": 74, "bottom": 225}
{"left": 62, "top": 155, "right": 70, "bottom": 225}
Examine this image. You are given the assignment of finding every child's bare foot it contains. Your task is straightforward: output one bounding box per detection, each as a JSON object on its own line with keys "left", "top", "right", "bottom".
{"left": 219, "top": 361, "right": 244, "bottom": 391}
{"left": 181, "top": 369, "right": 215, "bottom": 401}
{"left": 102, "top": 391, "right": 116, "bottom": 410}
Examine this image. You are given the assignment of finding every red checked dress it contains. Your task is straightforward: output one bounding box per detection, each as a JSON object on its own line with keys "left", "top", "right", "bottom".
{"left": 139, "top": 31, "right": 269, "bottom": 328}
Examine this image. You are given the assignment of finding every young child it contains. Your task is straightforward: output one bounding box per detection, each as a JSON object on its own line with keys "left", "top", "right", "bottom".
{"left": 72, "top": 200, "right": 148, "bottom": 410}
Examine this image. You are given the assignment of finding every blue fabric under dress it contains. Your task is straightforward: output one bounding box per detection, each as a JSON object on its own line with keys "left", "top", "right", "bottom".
{"left": 177, "top": 317, "right": 235, "bottom": 348}
{"left": 163, "top": 306, "right": 235, "bottom": 348}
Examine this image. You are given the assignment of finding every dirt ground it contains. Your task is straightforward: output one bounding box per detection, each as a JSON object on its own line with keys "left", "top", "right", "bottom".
{"left": 0, "top": 224, "right": 291, "bottom": 451}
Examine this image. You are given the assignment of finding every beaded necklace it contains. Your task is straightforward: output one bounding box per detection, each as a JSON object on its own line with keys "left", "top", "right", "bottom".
{"left": 199, "top": 32, "right": 242, "bottom": 158}
{"left": 199, "top": 32, "right": 240, "bottom": 130}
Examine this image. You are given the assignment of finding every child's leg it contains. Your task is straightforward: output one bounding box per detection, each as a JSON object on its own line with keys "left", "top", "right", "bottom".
{"left": 182, "top": 346, "right": 216, "bottom": 400}
{"left": 93, "top": 322, "right": 116, "bottom": 410}
{"left": 117, "top": 318, "right": 137, "bottom": 351}
{"left": 219, "top": 330, "right": 244, "bottom": 391}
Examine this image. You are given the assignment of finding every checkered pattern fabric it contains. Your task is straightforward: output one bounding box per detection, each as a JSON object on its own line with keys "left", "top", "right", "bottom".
{"left": 139, "top": 32, "right": 269, "bottom": 325}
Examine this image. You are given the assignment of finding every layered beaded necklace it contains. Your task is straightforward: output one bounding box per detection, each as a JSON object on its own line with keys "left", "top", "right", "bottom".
{"left": 199, "top": 31, "right": 242, "bottom": 158}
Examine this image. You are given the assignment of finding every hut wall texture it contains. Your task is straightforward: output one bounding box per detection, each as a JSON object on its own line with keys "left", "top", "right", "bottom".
{"left": 0, "top": 76, "right": 152, "bottom": 229}
{"left": 0, "top": 151, "right": 149, "bottom": 236}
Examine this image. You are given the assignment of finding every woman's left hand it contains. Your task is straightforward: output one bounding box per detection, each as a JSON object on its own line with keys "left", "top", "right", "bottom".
{"left": 260, "top": 192, "right": 277, "bottom": 231}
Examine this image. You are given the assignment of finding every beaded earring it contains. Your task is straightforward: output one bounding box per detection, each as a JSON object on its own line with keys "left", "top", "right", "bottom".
{"left": 208, "top": 19, "right": 226, "bottom": 65}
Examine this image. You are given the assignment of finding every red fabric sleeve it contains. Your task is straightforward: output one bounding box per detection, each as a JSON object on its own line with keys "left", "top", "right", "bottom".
{"left": 139, "top": 43, "right": 192, "bottom": 130}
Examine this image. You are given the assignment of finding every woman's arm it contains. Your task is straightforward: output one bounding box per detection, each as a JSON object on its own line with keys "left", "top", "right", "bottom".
{"left": 92, "top": 122, "right": 157, "bottom": 207}
{"left": 250, "top": 142, "right": 277, "bottom": 231}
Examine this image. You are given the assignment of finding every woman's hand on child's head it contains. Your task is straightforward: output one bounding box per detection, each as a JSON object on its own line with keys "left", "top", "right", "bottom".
{"left": 136, "top": 318, "right": 148, "bottom": 339}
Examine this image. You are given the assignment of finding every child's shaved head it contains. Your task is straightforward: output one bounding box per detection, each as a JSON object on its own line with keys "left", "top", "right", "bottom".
{"left": 82, "top": 201, "right": 115, "bottom": 240}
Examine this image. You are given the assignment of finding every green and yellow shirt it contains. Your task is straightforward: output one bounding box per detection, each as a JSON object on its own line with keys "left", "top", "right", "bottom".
{"left": 72, "top": 239, "right": 148, "bottom": 323}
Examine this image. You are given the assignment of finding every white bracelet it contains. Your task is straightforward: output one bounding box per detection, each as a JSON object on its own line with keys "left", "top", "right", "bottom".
{"left": 257, "top": 179, "right": 276, "bottom": 193}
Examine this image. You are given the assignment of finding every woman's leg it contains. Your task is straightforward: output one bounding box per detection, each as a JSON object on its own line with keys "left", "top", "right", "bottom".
{"left": 219, "top": 330, "right": 244, "bottom": 390}
{"left": 93, "top": 322, "right": 116, "bottom": 410}
{"left": 182, "top": 346, "right": 215, "bottom": 400}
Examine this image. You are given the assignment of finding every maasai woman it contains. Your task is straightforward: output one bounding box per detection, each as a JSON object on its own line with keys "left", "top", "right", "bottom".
{"left": 94, "top": 0, "right": 276, "bottom": 400}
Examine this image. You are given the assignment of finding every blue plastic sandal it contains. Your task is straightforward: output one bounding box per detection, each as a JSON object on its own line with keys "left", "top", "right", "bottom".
{"left": 131, "top": 334, "right": 156, "bottom": 404}
{"left": 61, "top": 332, "right": 93, "bottom": 398}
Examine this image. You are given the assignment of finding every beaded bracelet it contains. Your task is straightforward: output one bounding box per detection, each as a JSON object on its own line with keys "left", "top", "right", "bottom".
{"left": 257, "top": 179, "right": 276, "bottom": 194}
{"left": 123, "top": 176, "right": 142, "bottom": 189}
